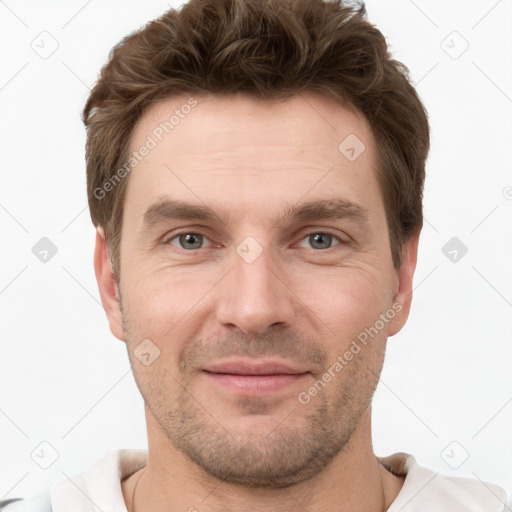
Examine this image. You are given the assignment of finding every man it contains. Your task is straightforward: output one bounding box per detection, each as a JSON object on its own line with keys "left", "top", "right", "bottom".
{"left": 2, "top": 0, "right": 507, "bottom": 510}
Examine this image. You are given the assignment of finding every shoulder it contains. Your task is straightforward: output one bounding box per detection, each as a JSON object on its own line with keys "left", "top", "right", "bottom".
{"left": 0, "top": 449, "right": 146, "bottom": 512}
{"left": 0, "top": 494, "right": 52, "bottom": 512}
{"left": 381, "top": 452, "right": 508, "bottom": 512}
{"left": 424, "top": 473, "right": 508, "bottom": 510}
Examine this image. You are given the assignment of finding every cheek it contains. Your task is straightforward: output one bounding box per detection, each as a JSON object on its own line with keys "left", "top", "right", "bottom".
{"left": 121, "top": 249, "right": 394, "bottom": 352}
{"left": 299, "top": 268, "right": 392, "bottom": 345}
{"left": 121, "top": 269, "right": 212, "bottom": 357}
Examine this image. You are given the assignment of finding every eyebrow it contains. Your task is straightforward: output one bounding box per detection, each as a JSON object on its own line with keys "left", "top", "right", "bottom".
{"left": 141, "top": 197, "right": 369, "bottom": 232}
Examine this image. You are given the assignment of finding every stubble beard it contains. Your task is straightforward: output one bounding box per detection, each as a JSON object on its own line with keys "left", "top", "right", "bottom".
{"left": 120, "top": 301, "right": 383, "bottom": 488}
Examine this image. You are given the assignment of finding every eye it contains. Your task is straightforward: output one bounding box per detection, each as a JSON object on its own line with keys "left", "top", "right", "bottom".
{"left": 297, "top": 232, "right": 343, "bottom": 250}
{"left": 166, "top": 232, "right": 213, "bottom": 251}
{"left": 164, "top": 231, "right": 345, "bottom": 252}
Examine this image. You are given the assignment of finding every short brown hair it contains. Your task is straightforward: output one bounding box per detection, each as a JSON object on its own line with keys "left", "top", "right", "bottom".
{"left": 83, "top": 0, "right": 429, "bottom": 279}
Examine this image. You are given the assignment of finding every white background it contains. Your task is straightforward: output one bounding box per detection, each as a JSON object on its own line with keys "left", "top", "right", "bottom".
{"left": 1, "top": 0, "right": 511, "bottom": 506}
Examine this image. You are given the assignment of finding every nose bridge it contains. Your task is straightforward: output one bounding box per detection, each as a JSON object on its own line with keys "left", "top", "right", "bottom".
{"left": 215, "top": 236, "right": 295, "bottom": 334}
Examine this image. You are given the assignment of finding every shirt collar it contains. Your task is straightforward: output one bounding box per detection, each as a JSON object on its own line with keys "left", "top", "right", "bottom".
{"left": 50, "top": 449, "right": 506, "bottom": 512}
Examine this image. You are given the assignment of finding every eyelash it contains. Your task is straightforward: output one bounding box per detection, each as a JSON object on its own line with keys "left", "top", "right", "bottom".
{"left": 163, "top": 230, "right": 347, "bottom": 252}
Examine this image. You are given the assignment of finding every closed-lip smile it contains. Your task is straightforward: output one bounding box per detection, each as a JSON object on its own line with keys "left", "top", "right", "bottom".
{"left": 202, "top": 359, "right": 310, "bottom": 394}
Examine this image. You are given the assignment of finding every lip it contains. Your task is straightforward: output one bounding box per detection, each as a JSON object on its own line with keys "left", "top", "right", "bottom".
{"left": 202, "top": 359, "right": 310, "bottom": 395}
{"left": 202, "top": 359, "right": 307, "bottom": 375}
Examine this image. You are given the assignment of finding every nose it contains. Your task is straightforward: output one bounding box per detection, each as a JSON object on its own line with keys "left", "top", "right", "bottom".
{"left": 215, "top": 240, "right": 296, "bottom": 335}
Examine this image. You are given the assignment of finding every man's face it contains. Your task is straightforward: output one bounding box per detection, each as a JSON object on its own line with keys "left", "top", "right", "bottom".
{"left": 97, "top": 92, "right": 417, "bottom": 488}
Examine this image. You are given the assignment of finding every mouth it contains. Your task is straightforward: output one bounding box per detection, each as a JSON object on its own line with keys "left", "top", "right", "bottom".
{"left": 202, "top": 359, "right": 310, "bottom": 395}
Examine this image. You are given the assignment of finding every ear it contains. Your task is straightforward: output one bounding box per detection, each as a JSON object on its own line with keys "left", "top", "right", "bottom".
{"left": 94, "top": 227, "right": 125, "bottom": 341}
{"left": 387, "top": 230, "right": 420, "bottom": 337}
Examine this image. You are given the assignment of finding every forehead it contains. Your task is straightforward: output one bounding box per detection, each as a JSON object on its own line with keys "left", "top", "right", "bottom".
{"left": 131, "top": 91, "right": 373, "bottom": 162}
{"left": 123, "top": 91, "right": 383, "bottom": 227}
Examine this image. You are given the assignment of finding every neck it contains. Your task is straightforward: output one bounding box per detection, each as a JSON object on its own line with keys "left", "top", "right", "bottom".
{"left": 122, "top": 407, "right": 404, "bottom": 512}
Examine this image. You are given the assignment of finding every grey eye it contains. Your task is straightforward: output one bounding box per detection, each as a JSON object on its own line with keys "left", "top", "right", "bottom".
{"left": 169, "top": 233, "right": 210, "bottom": 250}
{"left": 298, "top": 233, "right": 341, "bottom": 250}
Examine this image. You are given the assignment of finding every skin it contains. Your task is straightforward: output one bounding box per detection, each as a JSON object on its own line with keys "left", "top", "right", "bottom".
{"left": 95, "top": 91, "right": 419, "bottom": 512}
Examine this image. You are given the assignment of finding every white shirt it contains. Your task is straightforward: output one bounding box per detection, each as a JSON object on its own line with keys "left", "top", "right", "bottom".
{"left": 2, "top": 449, "right": 508, "bottom": 511}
